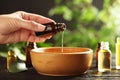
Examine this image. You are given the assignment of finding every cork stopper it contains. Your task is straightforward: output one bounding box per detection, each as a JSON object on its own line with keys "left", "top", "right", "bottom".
{"left": 8, "top": 50, "right": 15, "bottom": 56}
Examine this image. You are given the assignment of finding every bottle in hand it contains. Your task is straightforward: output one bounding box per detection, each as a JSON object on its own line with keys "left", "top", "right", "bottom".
{"left": 35, "top": 22, "right": 66, "bottom": 36}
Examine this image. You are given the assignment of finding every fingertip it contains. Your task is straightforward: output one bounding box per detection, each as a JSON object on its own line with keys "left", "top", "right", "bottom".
{"left": 27, "top": 35, "right": 46, "bottom": 42}
{"left": 46, "top": 36, "right": 52, "bottom": 39}
{"left": 36, "top": 24, "right": 46, "bottom": 31}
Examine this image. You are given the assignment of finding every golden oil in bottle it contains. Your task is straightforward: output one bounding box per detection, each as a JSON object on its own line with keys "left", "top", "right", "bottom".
{"left": 98, "top": 42, "right": 112, "bottom": 72}
{"left": 116, "top": 37, "right": 120, "bottom": 69}
{"left": 7, "top": 50, "right": 17, "bottom": 70}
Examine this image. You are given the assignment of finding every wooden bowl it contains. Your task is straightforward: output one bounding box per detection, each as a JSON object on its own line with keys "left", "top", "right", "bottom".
{"left": 30, "top": 47, "right": 93, "bottom": 76}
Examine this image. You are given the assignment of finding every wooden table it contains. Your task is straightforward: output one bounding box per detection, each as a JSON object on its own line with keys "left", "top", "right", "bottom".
{"left": 0, "top": 56, "right": 120, "bottom": 80}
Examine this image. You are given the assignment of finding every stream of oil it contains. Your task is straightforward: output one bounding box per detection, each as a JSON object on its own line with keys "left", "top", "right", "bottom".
{"left": 61, "top": 31, "right": 64, "bottom": 52}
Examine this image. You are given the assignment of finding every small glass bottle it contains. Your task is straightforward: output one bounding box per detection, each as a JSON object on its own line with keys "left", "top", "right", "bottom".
{"left": 25, "top": 42, "right": 36, "bottom": 68}
{"left": 7, "top": 50, "right": 17, "bottom": 70}
{"left": 98, "top": 42, "right": 112, "bottom": 72}
{"left": 116, "top": 37, "right": 120, "bottom": 69}
{"left": 35, "top": 22, "right": 66, "bottom": 36}
{"left": 96, "top": 42, "right": 101, "bottom": 68}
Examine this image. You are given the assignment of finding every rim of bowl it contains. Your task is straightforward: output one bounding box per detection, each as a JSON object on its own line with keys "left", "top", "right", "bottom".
{"left": 31, "top": 47, "right": 93, "bottom": 54}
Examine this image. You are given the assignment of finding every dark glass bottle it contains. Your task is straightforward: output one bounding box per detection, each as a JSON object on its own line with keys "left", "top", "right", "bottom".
{"left": 25, "top": 42, "right": 36, "bottom": 68}
{"left": 35, "top": 22, "right": 66, "bottom": 36}
{"left": 96, "top": 42, "right": 101, "bottom": 68}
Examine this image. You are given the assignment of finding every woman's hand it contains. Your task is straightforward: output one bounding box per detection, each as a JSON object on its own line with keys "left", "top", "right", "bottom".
{"left": 0, "top": 11, "right": 55, "bottom": 44}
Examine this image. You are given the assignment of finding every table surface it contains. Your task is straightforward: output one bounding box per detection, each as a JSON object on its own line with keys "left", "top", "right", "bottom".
{"left": 0, "top": 56, "right": 120, "bottom": 80}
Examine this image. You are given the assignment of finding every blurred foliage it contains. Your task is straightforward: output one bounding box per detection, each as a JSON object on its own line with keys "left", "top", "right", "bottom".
{"left": 0, "top": 42, "right": 52, "bottom": 59}
{"left": 49, "top": 0, "right": 120, "bottom": 53}
{"left": 0, "top": 0, "right": 120, "bottom": 59}
{"left": 0, "top": 42, "right": 27, "bottom": 60}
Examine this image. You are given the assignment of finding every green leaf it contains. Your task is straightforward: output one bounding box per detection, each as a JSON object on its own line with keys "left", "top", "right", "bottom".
{"left": 63, "top": 7, "right": 72, "bottom": 21}
{"left": 80, "top": 7, "right": 98, "bottom": 22}
{"left": 73, "top": 0, "right": 92, "bottom": 5}
{"left": 55, "top": 0, "right": 62, "bottom": 4}
{"left": 13, "top": 47, "right": 26, "bottom": 61}
{"left": 49, "top": 5, "right": 73, "bottom": 21}
{"left": 8, "top": 62, "right": 27, "bottom": 73}
{"left": 103, "top": 0, "right": 111, "bottom": 9}
{"left": 49, "top": 6, "right": 66, "bottom": 16}
{"left": 99, "top": 10, "right": 109, "bottom": 23}
{"left": 36, "top": 42, "right": 52, "bottom": 47}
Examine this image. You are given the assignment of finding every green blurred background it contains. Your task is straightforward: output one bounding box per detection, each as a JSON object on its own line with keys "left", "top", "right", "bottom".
{"left": 0, "top": 0, "right": 120, "bottom": 60}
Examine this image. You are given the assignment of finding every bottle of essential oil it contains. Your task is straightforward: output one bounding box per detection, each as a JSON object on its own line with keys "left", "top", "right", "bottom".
{"left": 116, "top": 37, "right": 120, "bottom": 69}
{"left": 96, "top": 42, "right": 101, "bottom": 68}
{"left": 7, "top": 50, "right": 17, "bottom": 70}
{"left": 25, "top": 42, "right": 37, "bottom": 68}
{"left": 35, "top": 22, "right": 66, "bottom": 36}
{"left": 98, "top": 42, "right": 112, "bottom": 72}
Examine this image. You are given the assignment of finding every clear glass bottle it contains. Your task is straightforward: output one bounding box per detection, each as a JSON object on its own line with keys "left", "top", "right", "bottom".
{"left": 116, "top": 37, "right": 120, "bottom": 69}
{"left": 98, "top": 42, "right": 112, "bottom": 72}
{"left": 25, "top": 42, "right": 37, "bottom": 68}
{"left": 35, "top": 22, "right": 66, "bottom": 36}
{"left": 7, "top": 50, "right": 17, "bottom": 70}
